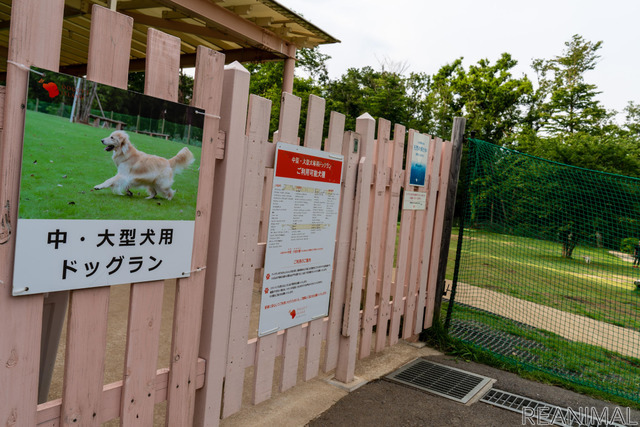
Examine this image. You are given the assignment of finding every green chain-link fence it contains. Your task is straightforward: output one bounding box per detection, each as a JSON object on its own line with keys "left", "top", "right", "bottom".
{"left": 446, "top": 138, "right": 640, "bottom": 403}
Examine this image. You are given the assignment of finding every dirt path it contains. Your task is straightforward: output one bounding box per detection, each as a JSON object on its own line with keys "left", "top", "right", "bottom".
{"left": 447, "top": 281, "right": 640, "bottom": 359}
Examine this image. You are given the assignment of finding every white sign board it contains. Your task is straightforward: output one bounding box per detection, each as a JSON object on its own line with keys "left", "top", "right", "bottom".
{"left": 258, "top": 143, "right": 343, "bottom": 336}
{"left": 409, "top": 132, "right": 429, "bottom": 187}
{"left": 403, "top": 191, "right": 427, "bottom": 210}
{"left": 13, "top": 219, "right": 193, "bottom": 294}
{"left": 12, "top": 67, "right": 203, "bottom": 295}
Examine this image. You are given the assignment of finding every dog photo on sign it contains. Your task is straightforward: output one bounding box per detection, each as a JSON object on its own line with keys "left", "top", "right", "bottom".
{"left": 94, "top": 130, "right": 195, "bottom": 200}
{"left": 18, "top": 67, "right": 204, "bottom": 221}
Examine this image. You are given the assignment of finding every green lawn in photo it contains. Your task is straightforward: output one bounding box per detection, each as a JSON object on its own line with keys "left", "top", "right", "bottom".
{"left": 19, "top": 110, "right": 202, "bottom": 221}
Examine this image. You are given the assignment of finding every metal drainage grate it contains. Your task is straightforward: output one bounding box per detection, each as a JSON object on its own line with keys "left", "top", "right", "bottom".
{"left": 481, "top": 389, "right": 624, "bottom": 427}
{"left": 385, "top": 358, "right": 494, "bottom": 404}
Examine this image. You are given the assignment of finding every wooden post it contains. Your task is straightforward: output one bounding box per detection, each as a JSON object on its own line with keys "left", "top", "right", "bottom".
{"left": 430, "top": 117, "right": 466, "bottom": 327}
{"left": 194, "top": 60, "right": 249, "bottom": 427}
{"left": 282, "top": 55, "right": 295, "bottom": 94}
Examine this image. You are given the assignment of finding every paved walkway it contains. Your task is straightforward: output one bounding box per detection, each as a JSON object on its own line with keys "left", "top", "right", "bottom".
{"left": 448, "top": 281, "right": 640, "bottom": 359}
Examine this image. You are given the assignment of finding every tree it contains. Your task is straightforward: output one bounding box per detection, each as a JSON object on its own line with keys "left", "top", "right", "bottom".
{"left": 529, "top": 35, "right": 612, "bottom": 137}
{"left": 453, "top": 53, "right": 532, "bottom": 144}
{"left": 624, "top": 101, "right": 640, "bottom": 140}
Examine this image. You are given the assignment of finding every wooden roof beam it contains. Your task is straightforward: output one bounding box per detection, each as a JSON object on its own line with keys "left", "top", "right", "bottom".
{"left": 157, "top": 0, "right": 296, "bottom": 58}
{"left": 53, "top": 47, "right": 283, "bottom": 76}
{"left": 123, "top": 11, "right": 241, "bottom": 43}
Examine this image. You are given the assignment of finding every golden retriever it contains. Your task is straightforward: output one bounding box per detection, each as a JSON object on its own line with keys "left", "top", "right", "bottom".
{"left": 94, "top": 130, "right": 195, "bottom": 200}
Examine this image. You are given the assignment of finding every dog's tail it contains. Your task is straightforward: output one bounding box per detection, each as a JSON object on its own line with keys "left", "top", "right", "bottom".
{"left": 170, "top": 147, "right": 195, "bottom": 173}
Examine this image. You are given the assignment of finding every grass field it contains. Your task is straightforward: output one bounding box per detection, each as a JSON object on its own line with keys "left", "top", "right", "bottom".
{"left": 450, "top": 228, "right": 640, "bottom": 330}
{"left": 19, "top": 111, "right": 202, "bottom": 221}
{"left": 443, "top": 228, "right": 640, "bottom": 405}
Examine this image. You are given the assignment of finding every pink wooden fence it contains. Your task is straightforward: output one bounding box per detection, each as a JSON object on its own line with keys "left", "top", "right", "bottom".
{"left": 0, "top": 3, "right": 463, "bottom": 426}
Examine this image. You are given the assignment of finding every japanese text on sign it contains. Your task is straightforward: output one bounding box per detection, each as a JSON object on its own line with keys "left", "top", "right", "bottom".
{"left": 258, "top": 143, "right": 343, "bottom": 336}
{"left": 13, "top": 219, "right": 194, "bottom": 295}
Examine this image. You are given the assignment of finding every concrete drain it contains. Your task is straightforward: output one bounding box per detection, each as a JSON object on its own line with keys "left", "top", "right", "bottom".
{"left": 385, "top": 358, "right": 494, "bottom": 404}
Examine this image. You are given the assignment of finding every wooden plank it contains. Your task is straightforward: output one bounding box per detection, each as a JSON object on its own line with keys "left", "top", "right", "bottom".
{"left": 414, "top": 137, "right": 442, "bottom": 334}
{"left": 301, "top": 95, "right": 329, "bottom": 381}
{"left": 303, "top": 94, "right": 325, "bottom": 150}
{"left": 62, "top": 289, "right": 110, "bottom": 427}
{"left": 424, "top": 140, "right": 454, "bottom": 329}
{"left": 60, "top": 6, "right": 129, "bottom": 426}
{"left": 144, "top": 28, "right": 180, "bottom": 102}
{"left": 303, "top": 319, "right": 323, "bottom": 381}
{"left": 273, "top": 92, "right": 303, "bottom": 392}
{"left": 116, "top": 13, "right": 166, "bottom": 427}
{"left": 389, "top": 129, "right": 417, "bottom": 345}
{"left": 374, "top": 124, "right": 405, "bottom": 352}
{"left": 322, "top": 112, "right": 352, "bottom": 373}
{"left": 193, "top": 59, "right": 249, "bottom": 427}
{"left": 171, "top": 48, "right": 227, "bottom": 426}
{"left": 360, "top": 119, "right": 390, "bottom": 359}
{"left": 279, "top": 324, "right": 302, "bottom": 392}
{"left": 86, "top": 5, "right": 132, "bottom": 87}
{"left": 167, "top": 47, "right": 225, "bottom": 426}
{"left": 402, "top": 131, "right": 427, "bottom": 339}
{"left": 252, "top": 333, "right": 277, "bottom": 404}
{"left": 120, "top": 282, "right": 164, "bottom": 425}
{"left": 276, "top": 92, "right": 301, "bottom": 145}
{"left": 0, "top": 86, "right": 5, "bottom": 129}
{"left": 36, "top": 359, "right": 206, "bottom": 426}
{"left": 432, "top": 118, "right": 466, "bottom": 325}
{"left": 0, "top": 1, "right": 64, "bottom": 424}
{"left": 335, "top": 114, "right": 375, "bottom": 383}
{"left": 221, "top": 94, "right": 271, "bottom": 418}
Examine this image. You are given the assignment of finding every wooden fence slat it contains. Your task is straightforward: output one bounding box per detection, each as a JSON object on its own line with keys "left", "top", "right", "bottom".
{"left": 279, "top": 324, "right": 302, "bottom": 392}
{"left": 167, "top": 47, "right": 226, "bottom": 426}
{"left": 193, "top": 60, "right": 248, "bottom": 427}
{"left": 252, "top": 333, "right": 277, "bottom": 404}
{"left": 86, "top": 5, "right": 132, "bottom": 88}
{"left": 303, "top": 94, "right": 325, "bottom": 150}
{"left": 60, "top": 6, "right": 131, "bottom": 426}
{"left": 424, "top": 140, "right": 454, "bottom": 329}
{"left": 36, "top": 360, "right": 206, "bottom": 426}
{"left": 389, "top": 129, "right": 418, "bottom": 345}
{"left": 374, "top": 124, "right": 405, "bottom": 352}
{"left": 0, "top": 0, "right": 64, "bottom": 424}
{"left": 273, "top": 92, "right": 303, "bottom": 393}
{"left": 414, "top": 137, "right": 442, "bottom": 334}
{"left": 275, "top": 92, "right": 301, "bottom": 145}
{"left": 62, "top": 289, "right": 110, "bottom": 427}
{"left": 336, "top": 113, "right": 375, "bottom": 383}
{"left": 360, "top": 118, "right": 390, "bottom": 359}
{"left": 402, "top": 131, "right": 428, "bottom": 339}
{"left": 221, "top": 94, "right": 271, "bottom": 418}
{"left": 303, "top": 319, "right": 323, "bottom": 381}
{"left": 323, "top": 126, "right": 358, "bottom": 373}
{"left": 119, "top": 21, "right": 172, "bottom": 427}
{"left": 324, "top": 111, "right": 346, "bottom": 154}
{"left": 300, "top": 94, "right": 329, "bottom": 381}
{"left": 144, "top": 28, "right": 180, "bottom": 103}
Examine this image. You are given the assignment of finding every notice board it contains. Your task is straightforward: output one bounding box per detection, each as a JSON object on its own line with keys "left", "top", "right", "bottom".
{"left": 258, "top": 142, "right": 343, "bottom": 336}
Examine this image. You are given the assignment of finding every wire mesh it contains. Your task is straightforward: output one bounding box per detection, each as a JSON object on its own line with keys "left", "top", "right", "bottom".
{"left": 447, "top": 138, "right": 640, "bottom": 403}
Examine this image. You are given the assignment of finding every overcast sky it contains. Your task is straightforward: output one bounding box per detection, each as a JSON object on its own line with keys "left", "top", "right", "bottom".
{"left": 285, "top": 0, "right": 639, "bottom": 119}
